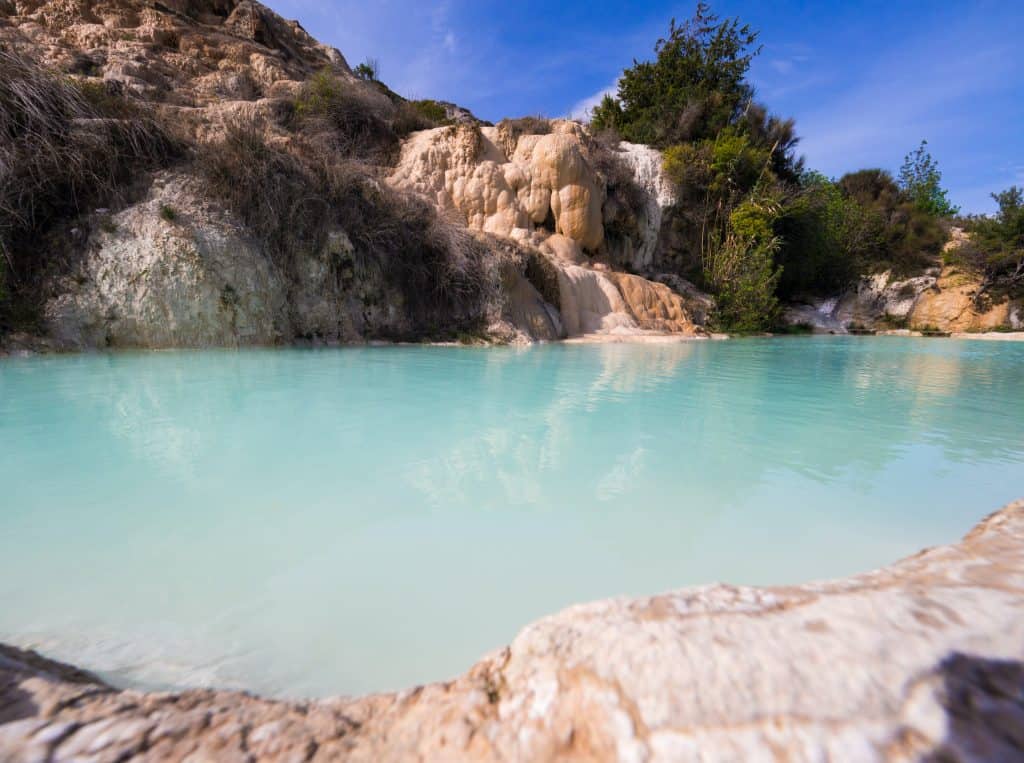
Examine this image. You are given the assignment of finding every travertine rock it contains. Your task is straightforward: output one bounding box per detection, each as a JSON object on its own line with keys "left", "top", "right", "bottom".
{"left": 909, "top": 267, "right": 1023, "bottom": 332}
{"left": 44, "top": 172, "right": 409, "bottom": 348}
{"left": 0, "top": 0, "right": 350, "bottom": 118}
{"left": 45, "top": 172, "right": 289, "bottom": 349}
{"left": 390, "top": 126, "right": 706, "bottom": 340}
{"left": 1, "top": 499, "right": 1022, "bottom": 761}
{"left": 609, "top": 273, "right": 699, "bottom": 334}
{"left": 390, "top": 121, "right": 604, "bottom": 252}
{"left": 608, "top": 142, "right": 678, "bottom": 272}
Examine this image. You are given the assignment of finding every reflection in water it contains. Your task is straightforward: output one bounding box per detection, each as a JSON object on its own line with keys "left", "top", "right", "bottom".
{"left": 0, "top": 337, "right": 1022, "bottom": 698}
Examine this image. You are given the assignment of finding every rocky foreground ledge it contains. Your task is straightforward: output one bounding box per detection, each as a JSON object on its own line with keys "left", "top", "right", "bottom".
{"left": 2, "top": 502, "right": 1022, "bottom": 762}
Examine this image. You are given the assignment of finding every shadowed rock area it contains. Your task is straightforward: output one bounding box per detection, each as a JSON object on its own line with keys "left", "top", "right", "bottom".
{"left": 1, "top": 499, "right": 1022, "bottom": 761}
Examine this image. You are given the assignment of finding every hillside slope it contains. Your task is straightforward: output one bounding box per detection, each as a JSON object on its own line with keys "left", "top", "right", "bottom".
{"left": 0, "top": 0, "right": 711, "bottom": 349}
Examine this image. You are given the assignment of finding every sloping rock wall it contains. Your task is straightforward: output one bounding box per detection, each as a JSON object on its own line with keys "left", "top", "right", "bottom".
{"left": 44, "top": 172, "right": 410, "bottom": 348}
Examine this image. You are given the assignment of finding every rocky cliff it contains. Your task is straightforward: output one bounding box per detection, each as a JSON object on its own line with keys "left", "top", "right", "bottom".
{"left": 0, "top": 0, "right": 709, "bottom": 349}
{"left": 2, "top": 498, "right": 1022, "bottom": 761}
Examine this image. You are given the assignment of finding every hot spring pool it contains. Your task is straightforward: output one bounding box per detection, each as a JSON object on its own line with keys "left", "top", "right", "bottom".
{"left": 1, "top": 337, "right": 1022, "bottom": 697}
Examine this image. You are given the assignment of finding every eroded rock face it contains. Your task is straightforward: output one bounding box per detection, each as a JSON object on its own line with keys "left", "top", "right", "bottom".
{"left": 46, "top": 173, "right": 288, "bottom": 349}
{"left": 910, "top": 267, "right": 1023, "bottom": 332}
{"left": 391, "top": 127, "right": 708, "bottom": 340}
{"left": 0, "top": 0, "right": 350, "bottom": 118}
{"left": 1, "top": 498, "right": 1022, "bottom": 761}
{"left": 390, "top": 121, "right": 605, "bottom": 251}
{"left": 607, "top": 142, "right": 678, "bottom": 273}
{"left": 45, "top": 172, "right": 409, "bottom": 348}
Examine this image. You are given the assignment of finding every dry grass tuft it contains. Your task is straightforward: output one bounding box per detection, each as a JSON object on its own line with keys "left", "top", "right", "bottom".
{"left": 0, "top": 49, "right": 178, "bottom": 321}
{"left": 196, "top": 124, "right": 498, "bottom": 336}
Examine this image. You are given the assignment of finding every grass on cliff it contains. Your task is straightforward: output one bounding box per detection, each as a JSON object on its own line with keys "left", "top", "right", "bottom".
{"left": 0, "top": 49, "right": 178, "bottom": 326}
{"left": 196, "top": 124, "right": 499, "bottom": 336}
{"left": 291, "top": 69, "right": 439, "bottom": 163}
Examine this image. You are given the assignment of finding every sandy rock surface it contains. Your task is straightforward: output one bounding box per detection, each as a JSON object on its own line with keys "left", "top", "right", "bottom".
{"left": 2, "top": 499, "right": 1022, "bottom": 761}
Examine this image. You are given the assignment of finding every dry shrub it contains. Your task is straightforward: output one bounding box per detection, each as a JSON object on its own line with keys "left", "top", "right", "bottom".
{"left": 495, "top": 116, "right": 551, "bottom": 156}
{"left": 0, "top": 48, "right": 178, "bottom": 321}
{"left": 293, "top": 69, "right": 437, "bottom": 162}
{"left": 196, "top": 124, "right": 498, "bottom": 336}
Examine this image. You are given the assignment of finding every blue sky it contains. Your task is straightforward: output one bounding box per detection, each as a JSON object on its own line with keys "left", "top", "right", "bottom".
{"left": 267, "top": 1, "right": 1023, "bottom": 213}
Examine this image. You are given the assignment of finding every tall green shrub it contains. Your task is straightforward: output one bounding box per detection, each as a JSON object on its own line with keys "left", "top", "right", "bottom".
{"left": 591, "top": 3, "right": 760, "bottom": 146}
{"left": 897, "top": 140, "right": 958, "bottom": 217}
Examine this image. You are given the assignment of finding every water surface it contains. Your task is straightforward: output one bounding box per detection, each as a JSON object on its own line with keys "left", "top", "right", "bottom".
{"left": 1, "top": 337, "right": 1022, "bottom": 697}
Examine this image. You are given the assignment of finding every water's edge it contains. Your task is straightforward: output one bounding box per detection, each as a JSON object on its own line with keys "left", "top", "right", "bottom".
{"left": 4, "top": 330, "right": 1024, "bottom": 359}
{"left": 2, "top": 497, "right": 1022, "bottom": 760}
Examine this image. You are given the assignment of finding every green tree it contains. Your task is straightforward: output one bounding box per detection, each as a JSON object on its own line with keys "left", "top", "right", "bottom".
{"left": 591, "top": 3, "right": 760, "bottom": 146}
{"left": 774, "top": 172, "right": 875, "bottom": 297}
{"left": 837, "top": 168, "right": 946, "bottom": 275}
{"left": 962, "top": 187, "right": 1024, "bottom": 299}
{"left": 897, "top": 140, "right": 958, "bottom": 217}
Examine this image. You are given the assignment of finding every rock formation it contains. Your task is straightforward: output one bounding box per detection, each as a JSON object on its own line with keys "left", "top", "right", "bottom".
{"left": 2, "top": 498, "right": 1022, "bottom": 761}
{"left": 785, "top": 230, "right": 1023, "bottom": 335}
{"left": 42, "top": 171, "right": 417, "bottom": 349}
{"left": 0, "top": 0, "right": 709, "bottom": 347}
{"left": 390, "top": 121, "right": 705, "bottom": 342}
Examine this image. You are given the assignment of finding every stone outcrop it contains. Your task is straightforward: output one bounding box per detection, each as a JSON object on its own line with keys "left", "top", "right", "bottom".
{"left": 607, "top": 142, "right": 678, "bottom": 273}
{"left": 43, "top": 172, "right": 413, "bottom": 348}
{"left": 910, "top": 267, "right": 1023, "bottom": 332}
{"left": 390, "top": 123, "right": 707, "bottom": 341}
{"left": 785, "top": 230, "right": 1023, "bottom": 335}
{"left": 390, "top": 122, "right": 605, "bottom": 251}
{"left": 0, "top": 0, "right": 351, "bottom": 133}
{"left": 1, "top": 498, "right": 1022, "bottom": 761}
{"left": 2, "top": 1, "right": 709, "bottom": 347}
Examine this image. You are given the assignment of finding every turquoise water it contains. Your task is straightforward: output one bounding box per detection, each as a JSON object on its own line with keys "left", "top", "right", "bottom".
{"left": 1, "top": 337, "right": 1022, "bottom": 698}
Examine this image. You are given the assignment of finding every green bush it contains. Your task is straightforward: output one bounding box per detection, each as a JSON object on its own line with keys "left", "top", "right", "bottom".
{"left": 408, "top": 99, "right": 451, "bottom": 125}
{"left": 703, "top": 232, "right": 781, "bottom": 331}
{"left": 774, "top": 172, "right": 874, "bottom": 297}
{"left": 836, "top": 168, "right": 944, "bottom": 276}
{"left": 898, "top": 140, "right": 958, "bottom": 218}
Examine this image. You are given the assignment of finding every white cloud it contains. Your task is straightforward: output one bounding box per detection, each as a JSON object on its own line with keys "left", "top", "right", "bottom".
{"left": 566, "top": 79, "right": 618, "bottom": 121}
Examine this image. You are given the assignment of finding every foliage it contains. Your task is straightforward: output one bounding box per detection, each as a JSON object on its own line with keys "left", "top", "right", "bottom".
{"left": 897, "top": 140, "right": 958, "bottom": 217}
{"left": 774, "top": 172, "right": 878, "bottom": 297}
{"left": 960, "top": 187, "right": 1024, "bottom": 299}
{"left": 408, "top": 99, "right": 451, "bottom": 125}
{"left": 293, "top": 68, "right": 432, "bottom": 160}
{"left": 702, "top": 231, "right": 780, "bottom": 331}
{"left": 837, "top": 168, "right": 946, "bottom": 276}
{"left": 353, "top": 58, "right": 379, "bottom": 82}
{"left": 596, "top": 9, "right": 963, "bottom": 327}
{"left": 591, "top": 3, "right": 760, "bottom": 146}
